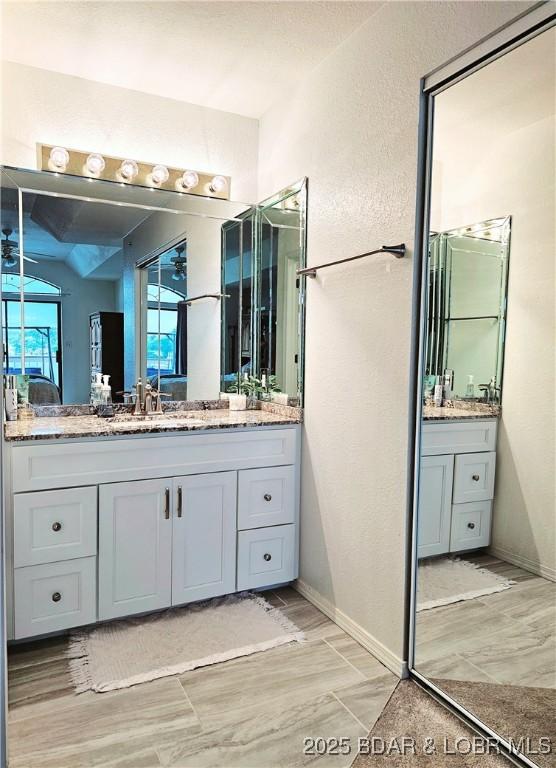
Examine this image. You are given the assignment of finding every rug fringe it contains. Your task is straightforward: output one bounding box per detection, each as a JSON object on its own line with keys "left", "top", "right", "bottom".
{"left": 417, "top": 582, "right": 513, "bottom": 611}
{"left": 66, "top": 632, "right": 93, "bottom": 693}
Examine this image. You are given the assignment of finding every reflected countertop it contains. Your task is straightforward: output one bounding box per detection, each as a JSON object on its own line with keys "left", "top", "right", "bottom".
{"left": 423, "top": 401, "right": 500, "bottom": 421}
{"left": 4, "top": 402, "right": 302, "bottom": 443}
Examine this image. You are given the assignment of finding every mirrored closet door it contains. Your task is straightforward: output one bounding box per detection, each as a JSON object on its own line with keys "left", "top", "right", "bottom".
{"left": 411, "top": 20, "right": 555, "bottom": 768}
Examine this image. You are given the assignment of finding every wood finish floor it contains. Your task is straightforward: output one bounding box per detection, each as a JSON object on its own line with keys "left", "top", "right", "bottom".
{"left": 415, "top": 554, "right": 556, "bottom": 689}
{"left": 8, "top": 588, "right": 398, "bottom": 768}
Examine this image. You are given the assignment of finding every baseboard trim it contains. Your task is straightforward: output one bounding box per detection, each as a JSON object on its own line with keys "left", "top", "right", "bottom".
{"left": 488, "top": 546, "right": 556, "bottom": 582}
{"left": 294, "top": 579, "right": 405, "bottom": 678}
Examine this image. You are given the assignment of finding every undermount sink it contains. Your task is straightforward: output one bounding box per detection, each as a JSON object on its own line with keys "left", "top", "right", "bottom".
{"left": 107, "top": 413, "right": 205, "bottom": 429}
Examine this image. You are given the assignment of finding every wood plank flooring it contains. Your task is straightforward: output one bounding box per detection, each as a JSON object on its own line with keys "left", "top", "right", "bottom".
{"left": 415, "top": 554, "right": 556, "bottom": 690}
{"left": 7, "top": 588, "right": 398, "bottom": 768}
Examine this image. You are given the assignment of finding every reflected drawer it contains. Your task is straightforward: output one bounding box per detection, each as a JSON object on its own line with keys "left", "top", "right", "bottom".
{"left": 450, "top": 501, "right": 492, "bottom": 552}
{"left": 421, "top": 420, "right": 497, "bottom": 456}
{"left": 14, "top": 486, "right": 97, "bottom": 567}
{"left": 237, "top": 524, "right": 295, "bottom": 590}
{"left": 453, "top": 452, "right": 496, "bottom": 504}
{"left": 238, "top": 466, "right": 295, "bottom": 530}
{"left": 14, "top": 556, "right": 97, "bottom": 639}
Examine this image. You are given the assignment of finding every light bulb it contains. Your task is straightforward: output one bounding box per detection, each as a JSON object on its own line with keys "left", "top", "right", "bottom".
{"left": 119, "top": 159, "right": 139, "bottom": 181}
{"left": 180, "top": 170, "right": 199, "bottom": 190}
{"left": 151, "top": 164, "right": 169, "bottom": 185}
{"left": 86, "top": 153, "right": 105, "bottom": 175}
{"left": 3, "top": 256, "right": 17, "bottom": 268}
{"left": 49, "top": 146, "right": 69, "bottom": 171}
{"left": 209, "top": 175, "right": 227, "bottom": 193}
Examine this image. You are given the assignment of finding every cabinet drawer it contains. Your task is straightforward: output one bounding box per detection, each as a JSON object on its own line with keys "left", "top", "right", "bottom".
{"left": 14, "top": 487, "right": 97, "bottom": 567}
{"left": 421, "top": 420, "right": 497, "bottom": 456}
{"left": 238, "top": 466, "right": 295, "bottom": 530}
{"left": 453, "top": 452, "right": 496, "bottom": 503}
{"left": 450, "top": 501, "right": 492, "bottom": 552}
{"left": 237, "top": 525, "right": 295, "bottom": 590}
{"left": 14, "top": 557, "right": 97, "bottom": 639}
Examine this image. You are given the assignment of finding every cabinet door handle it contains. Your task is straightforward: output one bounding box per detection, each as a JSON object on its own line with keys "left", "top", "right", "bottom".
{"left": 264, "top": 493, "right": 272, "bottom": 502}
{"left": 472, "top": 474, "right": 480, "bottom": 482}
{"left": 164, "top": 488, "right": 170, "bottom": 519}
{"left": 52, "top": 592, "right": 62, "bottom": 602}
{"left": 263, "top": 553, "right": 272, "bottom": 561}
{"left": 177, "top": 486, "right": 183, "bottom": 518}
{"left": 52, "top": 521, "right": 62, "bottom": 532}
{"left": 467, "top": 522, "right": 476, "bottom": 530}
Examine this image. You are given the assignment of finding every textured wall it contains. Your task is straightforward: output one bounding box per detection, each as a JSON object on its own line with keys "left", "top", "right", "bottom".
{"left": 258, "top": 1, "right": 533, "bottom": 667}
{"left": 0, "top": 62, "right": 259, "bottom": 201}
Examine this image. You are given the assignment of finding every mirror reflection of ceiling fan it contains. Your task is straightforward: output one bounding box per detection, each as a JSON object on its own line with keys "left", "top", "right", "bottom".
{"left": 159, "top": 243, "right": 187, "bottom": 281}
{"left": 1, "top": 228, "right": 56, "bottom": 267}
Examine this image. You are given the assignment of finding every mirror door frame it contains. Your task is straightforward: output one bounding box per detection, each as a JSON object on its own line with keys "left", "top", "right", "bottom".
{"left": 405, "top": 5, "right": 556, "bottom": 767}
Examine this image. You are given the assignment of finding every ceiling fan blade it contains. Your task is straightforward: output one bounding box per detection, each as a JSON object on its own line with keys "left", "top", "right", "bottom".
{"left": 23, "top": 255, "right": 38, "bottom": 264}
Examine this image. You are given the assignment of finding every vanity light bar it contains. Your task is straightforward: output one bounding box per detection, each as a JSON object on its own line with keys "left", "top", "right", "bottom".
{"left": 36, "top": 144, "right": 231, "bottom": 200}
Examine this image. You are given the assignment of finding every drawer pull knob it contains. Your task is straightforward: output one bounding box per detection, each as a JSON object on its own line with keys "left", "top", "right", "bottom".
{"left": 263, "top": 553, "right": 272, "bottom": 562}
{"left": 467, "top": 522, "right": 476, "bottom": 530}
{"left": 52, "top": 592, "right": 62, "bottom": 603}
{"left": 264, "top": 494, "right": 272, "bottom": 502}
{"left": 472, "top": 474, "right": 480, "bottom": 481}
{"left": 52, "top": 522, "right": 62, "bottom": 532}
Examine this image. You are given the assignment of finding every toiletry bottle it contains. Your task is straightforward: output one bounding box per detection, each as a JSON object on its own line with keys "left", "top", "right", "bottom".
{"left": 433, "top": 378, "right": 444, "bottom": 407}
{"left": 4, "top": 375, "right": 18, "bottom": 422}
{"left": 101, "top": 375, "right": 112, "bottom": 405}
{"left": 90, "top": 373, "right": 99, "bottom": 405}
{"left": 443, "top": 369, "right": 453, "bottom": 401}
{"left": 465, "top": 375, "right": 475, "bottom": 399}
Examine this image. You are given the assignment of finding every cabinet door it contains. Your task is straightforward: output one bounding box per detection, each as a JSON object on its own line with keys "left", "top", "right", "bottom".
{"left": 172, "top": 472, "right": 237, "bottom": 605}
{"left": 99, "top": 479, "right": 172, "bottom": 620}
{"left": 417, "top": 455, "right": 454, "bottom": 558}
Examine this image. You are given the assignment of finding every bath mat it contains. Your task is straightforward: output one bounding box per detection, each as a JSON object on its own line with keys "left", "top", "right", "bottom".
{"left": 67, "top": 593, "right": 304, "bottom": 693}
{"left": 417, "top": 557, "right": 514, "bottom": 611}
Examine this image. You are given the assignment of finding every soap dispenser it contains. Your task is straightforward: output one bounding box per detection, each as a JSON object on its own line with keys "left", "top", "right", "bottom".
{"left": 91, "top": 373, "right": 103, "bottom": 405}
{"left": 101, "top": 374, "right": 112, "bottom": 405}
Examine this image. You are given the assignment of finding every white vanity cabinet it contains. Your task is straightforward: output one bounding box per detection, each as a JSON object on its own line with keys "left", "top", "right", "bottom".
{"left": 418, "top": 419, "right": 497, "bottom": 559}
{"left": 7, "top": 425, "right": 300, "bottom": 640}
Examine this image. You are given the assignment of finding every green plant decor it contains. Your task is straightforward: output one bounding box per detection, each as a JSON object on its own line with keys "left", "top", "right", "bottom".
{"left": 226, "top": 375, "right": 281, "bottom": 397}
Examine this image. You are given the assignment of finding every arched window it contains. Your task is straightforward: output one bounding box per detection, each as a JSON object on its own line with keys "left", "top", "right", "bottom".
{"left": 147, "top": 283, "right": 184, "bottom": 305}
{"left": 1, "top": 273, "right": 61, "bottom": 295}
{"left": 2, "top": 273, "right": 61, "bottom": 387}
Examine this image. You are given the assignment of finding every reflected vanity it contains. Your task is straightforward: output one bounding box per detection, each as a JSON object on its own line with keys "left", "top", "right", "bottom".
{"left": 411, "top": 22, "right": 555, "bottom": 768}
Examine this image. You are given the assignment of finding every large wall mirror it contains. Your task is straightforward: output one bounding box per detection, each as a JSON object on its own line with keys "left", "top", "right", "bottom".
{"left": 0, "top": 168, "right": 307, "bottom": 407}
{"left": 412, "top": 22, "right": 555, "bottom": 766}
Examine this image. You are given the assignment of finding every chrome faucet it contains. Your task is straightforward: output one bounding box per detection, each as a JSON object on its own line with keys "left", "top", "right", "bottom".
{"left": 132, "top": 379, "right": 169, "bottom": 415}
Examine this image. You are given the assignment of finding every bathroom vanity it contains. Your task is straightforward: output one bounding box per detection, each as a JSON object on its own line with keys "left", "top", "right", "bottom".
{"left": 418, "top": 408, "right": 499, "bottom": 559}
{"left": 4, "top": 410, "right": 301, "bottom": 640}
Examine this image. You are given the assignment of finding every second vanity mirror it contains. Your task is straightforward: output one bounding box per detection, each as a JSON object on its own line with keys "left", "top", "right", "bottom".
{"left": 426, "top": 216, "right": 510, "bottom": 403}
{"left": 0, "top": 168, "right": 307, "bottom": 408}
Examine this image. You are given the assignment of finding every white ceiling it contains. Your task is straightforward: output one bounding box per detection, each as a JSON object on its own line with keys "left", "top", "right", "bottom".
{"left": 1, "top": 1, "right": 382, "bottom": 119}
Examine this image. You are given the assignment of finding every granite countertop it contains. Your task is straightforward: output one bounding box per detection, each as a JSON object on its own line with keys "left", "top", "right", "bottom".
{"left": 4, "top": 402, "right": 302, "bottom": 443}
{"left": 423, "top": 401, "right": 500, "bottom": 421}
